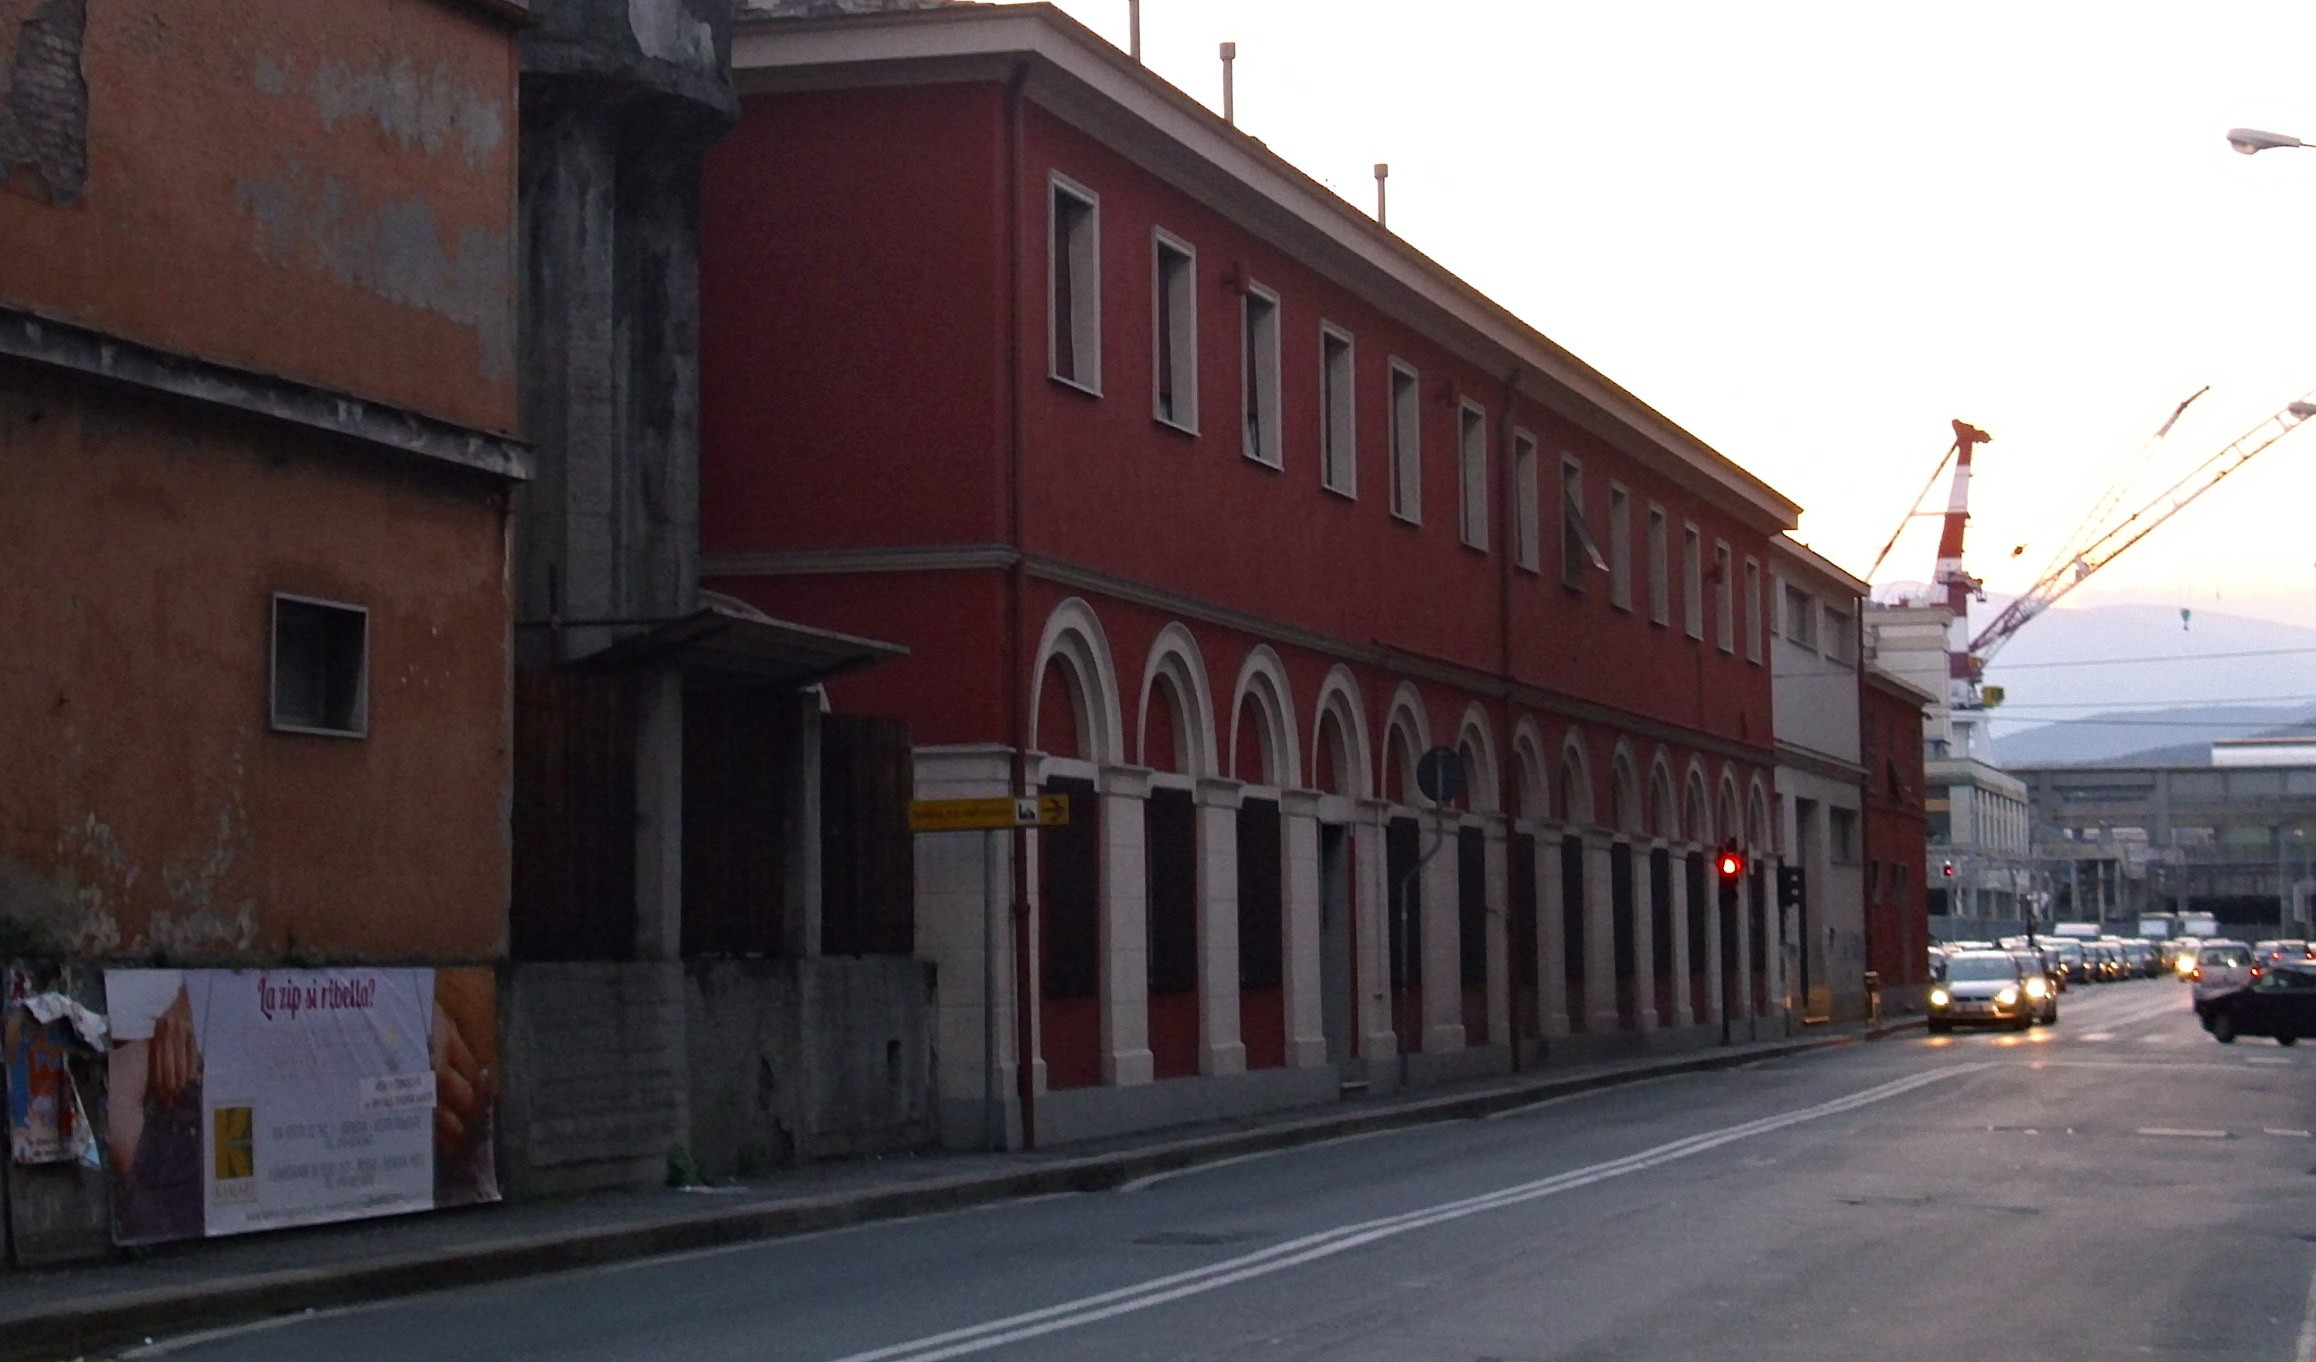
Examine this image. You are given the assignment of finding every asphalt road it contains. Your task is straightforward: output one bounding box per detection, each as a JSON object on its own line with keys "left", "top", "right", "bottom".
{"left": 118, "top": 977, "right": 2316, "bottom": 1362}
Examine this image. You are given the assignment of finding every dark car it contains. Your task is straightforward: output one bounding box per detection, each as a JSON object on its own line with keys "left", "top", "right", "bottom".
{"left": 2195, "top": 963, "right": 2316, "bottom": 1044}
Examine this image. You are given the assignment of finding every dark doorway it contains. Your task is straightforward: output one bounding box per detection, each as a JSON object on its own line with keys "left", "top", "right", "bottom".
{"left": 1319, "top": 822, "right": 1353, "bottom": 1066}
{"left": 1610, "top": 842, "right": 1637, "bottom": 1030}
{"left": 1387, "top": 816, "right": 1422, "bottom": 1054}
{"left": 1237, "top": 798, "right": 1285, "bottom": 1070}
{"left": 1686, "top": 852, "right": 1710, "bottom": 1024}
{"left": 1649, "top": 847, "right": 1674, "bottom": 1028}
{"left": 1458, "top": 826, "right": 1488, "bottom": 1047}
{"left": 1511, "top": 833, "right": 1539, "bottom": 1047}
{"left": 1561, "top": 835, "right": 1586, "bottom": 1033}
{"left": 1145, "top": 787, "right": 1200, "bottom": 1080}
{"left": 1040, "top": 776, "right": 1101, "bottom": 1090}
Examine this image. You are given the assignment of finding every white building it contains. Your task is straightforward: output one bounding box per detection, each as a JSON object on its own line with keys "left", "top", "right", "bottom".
{"left": 1769, "top": 539, "right": 1869, "bottom": 1022}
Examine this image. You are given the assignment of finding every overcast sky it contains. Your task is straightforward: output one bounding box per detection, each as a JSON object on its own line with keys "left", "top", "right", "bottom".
{"left": 1038, "top": 0, "right": 2316, "bottom": 636}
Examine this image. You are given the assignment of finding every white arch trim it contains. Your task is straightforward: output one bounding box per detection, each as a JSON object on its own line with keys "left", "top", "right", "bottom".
{"left": 1454, "top": 702, "right": 1501, "bottom": 813}
{"left": 1137, "top": 622, "right": 1220, "bottom": 778}
{"left": 1382, "top": 682, "right": 1434, "bottom": 806}
{"left": 1557, "top": 728, "right": 1597, "bottom": 828}
{"left": 1229, "top": 645, "right": 1303, "bottom": 788}
{"left": 1310, "top": 666, "right": 1373, "bottom": 800}
{"left": 1030, "top": 597, "right": 1126, "bottom": 765}
{"left": 1511, "top": 717, "right": 1550, "bottom": 824}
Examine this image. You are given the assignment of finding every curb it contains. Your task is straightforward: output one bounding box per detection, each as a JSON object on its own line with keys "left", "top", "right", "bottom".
{"left": 1, "top": 1030, "right": 1872, "bottom": 1362}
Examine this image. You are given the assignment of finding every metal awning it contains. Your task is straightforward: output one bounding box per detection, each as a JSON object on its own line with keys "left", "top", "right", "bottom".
{"left": 572, "top": 602, "right": 906, "bottom": 690}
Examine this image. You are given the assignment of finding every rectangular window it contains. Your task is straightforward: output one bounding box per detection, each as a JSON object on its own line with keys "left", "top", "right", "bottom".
{"left": 1826, "top": 603, "right": 1858, "bottom": 664}
{"left": 1389, "top": 362, "right": 1420, "bottom": 522}
{"left": 1458, "top": 401, "right": 1488, "bottom": 550}
{"left": 1768, "top": 572, "right": 1783, "bottom": 638}
{"left": 1607, "top": 484, "right": 1632, "bottom": 611}
{"left": 1647, "top": 506, "right": 1668, "bottom": 624}
{"left": 1321, "top": 325, "right": 1355, "bottom": 496}
{"left": 1241, "top": 284, "right": 1281, "bottom": 466}
{"left": 272, "top": 593, "right": 369, "bottom": 737}
{"left": 1049, "top": 176, "right": 1100, "bottom": 392}
{"left": 1829, "top": 807, "right": 1859, "bottom": 864}
{"left": 1512, "top": 431, "right": 1540, "bottom": 572}
{"left": 1714, "top": 542, "right": 1734, "bottom": 652}
{"left": 1682, "top": 525, "right": 1703, "bottom": 638}
{"left": 1784, "top": 583, "right": 1818, "bottom": 650}
{"left": 1561, "top": 458, "right": 1606, "bottom": 588}
{"left": 1744, "top": 557, "right": 1763, "bottom": 663}
{"left": 1152, "top": 231, "right": 1196, "bottom": 431}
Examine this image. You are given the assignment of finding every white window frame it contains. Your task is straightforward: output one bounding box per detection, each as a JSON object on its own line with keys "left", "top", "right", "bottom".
{"left": 1646, "top": 504, "right": 1669, "bottom": 625}
{"left": 270, "top": 591, "right": 370, "bottom": 739}
{"left": 1457, "top": 400, "right": 1489, "bottom": 551}
{"left": 1048, "top": 173, "right": 1101, "bottom": 394}
{"left": 1784, "top": 582, "right": 1819, "bottom": 650}
{"left": 1682, "top": 524, "right": 1704, "bottom": 639}
{"left": 1320, "top": 323, "right": 1356, "bottom": 497}
{"left": 1607, "top": 483, "right": 1632, "bottom": 611}
{"left": 1241, "top": 282, "right": 1282, "bottom": 467}
{"left": 1561, "top": 456, "right": 1606, "bottom": 588}
{"left": 1388, "top": 360, "right": 1421, "bottom": 523}
{"left": 1826, "top": 602, "right": 1858, "bottom": 664}
{"left": 1151, "top": 228, "right": 1197, "bottom": 433}
{"left": 1744, "top": 556, "right": 1763, "bottom": 663}
{"left": 1714, "top": 541, "right": 1735, "bottom": 653}
{"left": 1512, "top": 430, "right": 1540, "bottom": 573}
{"left": 1768, "top": 572, "right": 1783, "bottom": 638}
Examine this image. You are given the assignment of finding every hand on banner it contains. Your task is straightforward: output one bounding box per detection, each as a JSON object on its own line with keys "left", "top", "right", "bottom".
{"left": 149, "top": 986, "right": 203, "bottom": 1104}
{"left": 431, "top": 975, "right": 495, "bottom": 1160}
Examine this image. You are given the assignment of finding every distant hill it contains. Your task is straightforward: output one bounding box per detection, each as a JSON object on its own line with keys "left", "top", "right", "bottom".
{"left": 1977, "top": 603, "right": 2316, "bottom": 767}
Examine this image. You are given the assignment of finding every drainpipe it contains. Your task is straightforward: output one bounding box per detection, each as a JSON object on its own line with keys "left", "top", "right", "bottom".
{"left": 1497, "top": 367, "right": 1521, "bottom": 1069}
{"left": 1004, "top": 59, "right": 1038, "bottom": 1151}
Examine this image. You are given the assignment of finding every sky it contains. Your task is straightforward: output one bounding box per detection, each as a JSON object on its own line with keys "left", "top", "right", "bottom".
{"left": 1035, "top": 0, "right": 2316, "bottom": 635}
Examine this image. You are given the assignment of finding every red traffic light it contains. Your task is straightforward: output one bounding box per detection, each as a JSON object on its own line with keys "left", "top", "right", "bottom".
{"left": 1941, "top": 862, "right": 1955, "bottom": 878}
{"left": 1715, "top": 848, "right": 1744, "bottom": 881}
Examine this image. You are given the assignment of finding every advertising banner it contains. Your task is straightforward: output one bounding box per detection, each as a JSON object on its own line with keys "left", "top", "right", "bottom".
{"left": 105, "top": 968, "right": 499, "bottom": 1245}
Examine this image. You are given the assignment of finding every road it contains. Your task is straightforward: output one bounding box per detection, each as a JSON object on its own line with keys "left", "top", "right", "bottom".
{"left": 118, "top": 978, "right": 2316, "bottom": 1362}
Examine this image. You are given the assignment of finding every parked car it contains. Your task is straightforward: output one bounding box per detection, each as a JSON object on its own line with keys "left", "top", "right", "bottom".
{"left": 1928, "top": 951, "right": 2037, "bottom": 1033}
{"left": 2195, "top": 963, "right": 2316, "bottom": 1044}
{"left": 2254, "top": 939, "right": 2314, "bottom": 968}
{"left": 2044, "top": 938, "right": 2085, "bottom": 986}
{"left": 2005, "top": 949, "right": 2060, "bottom": 1024}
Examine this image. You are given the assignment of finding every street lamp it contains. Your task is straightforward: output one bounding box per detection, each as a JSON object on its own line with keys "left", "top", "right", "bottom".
{"left": 2228, "top": 127, "right": 2309, "bottom": 155}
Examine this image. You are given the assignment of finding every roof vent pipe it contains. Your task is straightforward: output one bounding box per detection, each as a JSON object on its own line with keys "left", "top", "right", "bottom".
{"left": 1128, "top": 0, "right": 1140, "bottom": 61}
{"left": 1220, "top": 41, "right": 1236, "bottom": 125}
{"left": 1374, "top": 162, "right": 1389, "bottom": 227}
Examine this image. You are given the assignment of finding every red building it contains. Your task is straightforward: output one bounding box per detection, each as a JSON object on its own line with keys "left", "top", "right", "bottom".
{"left": 1862, "top": 667, "right": 1936, "bottom": 1012}
{"left": 701, "top": 2, "right": 1803, "bottom": 1146}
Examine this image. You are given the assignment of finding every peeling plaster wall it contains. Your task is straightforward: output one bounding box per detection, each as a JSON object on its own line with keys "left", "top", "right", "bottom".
{"left": 0, "top": 0, "right": 519, "bottom": 434}
{"left": 0, "top": 365, "right": 511, "bottom": 963}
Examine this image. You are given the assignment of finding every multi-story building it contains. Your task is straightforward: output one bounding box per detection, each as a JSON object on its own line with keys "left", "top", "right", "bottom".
{"left": 1862, "top": 667, "right": 1935, "bottom": 1011}
{"left": 700, "top": 1, "right": 1804, "bottom": 1147}
{"left": 1768, "top": 540, "right": 1869, "bottom": 1023}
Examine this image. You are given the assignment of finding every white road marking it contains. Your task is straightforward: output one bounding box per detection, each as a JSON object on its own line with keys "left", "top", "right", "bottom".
{"left": 2248, "top": 1057, "right": 2295, "bottom": 1066}
{"left": 2136, "top": 1127, "right": 2231, "bottom": 1139}
{"left": 823, "top": 1065, "right": 1986, "bottom": 1362}
{"left": 2078, "top": 1032, "right": 2114, "bottom": 1042}
{"left": 2268, "top": 1129, "right": 2313, "bottom": 1139}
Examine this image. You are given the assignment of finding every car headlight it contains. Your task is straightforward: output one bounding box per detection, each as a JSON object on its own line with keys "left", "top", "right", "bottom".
{"left": 1929, "top": 988, "right": 1950, "bottom": 1008}
{"left": 1995, "top": 987, "right": 2019, "bottom": 1006}
{"left": 2025, "top": 977, "right": 2049, "bottom": 999}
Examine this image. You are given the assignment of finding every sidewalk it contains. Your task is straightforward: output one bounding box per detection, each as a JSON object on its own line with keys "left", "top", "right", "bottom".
{"left": 0, "top": 1016, "right": 1920, "bottom": 1362}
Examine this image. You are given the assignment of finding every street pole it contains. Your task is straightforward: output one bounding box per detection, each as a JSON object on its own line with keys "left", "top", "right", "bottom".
{"left": 983, "top": 828, "right": 1001, "bottom": 1153}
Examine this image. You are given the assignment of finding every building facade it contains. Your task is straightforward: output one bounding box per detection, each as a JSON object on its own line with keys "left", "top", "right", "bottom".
{"left": 1861, "top": 667, "right": 1934, "bottom": 1011}
{"left": 700, "top": 3, "right": 1804, "bottom": 1148}
{"left": 1769, "top": 540, "right": 1868, "bottom": 1023}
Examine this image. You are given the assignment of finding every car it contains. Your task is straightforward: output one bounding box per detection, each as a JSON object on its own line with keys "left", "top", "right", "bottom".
{"left": 2195, "top": 963, "right": 2316, "bottom": 1044}
{"left": 2044, "top": 938, "right": 2085, "bottom": 986}
{"left": 2171, "top": 937, "right": 2204, "bottom": 981}
{"left": 2005, "top": 949, "right": 2061, "bottom": 1024}
{"left": 1927, "top": 950, "right": 2039, "bottom": 1032}
{"left": 2254, "top": 939, "right": 2313, "bottom": 968}
{"left": 2188, "top": 939, "right": 2256, "bottom": 1001}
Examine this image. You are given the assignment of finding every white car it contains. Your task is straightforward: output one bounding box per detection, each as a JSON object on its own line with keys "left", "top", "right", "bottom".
{"left": 1927, "top": 950, "right": 2040, "bottom": 1033}
{"left": 2189, "top": 939, "right": 2256, "bottom": 1001}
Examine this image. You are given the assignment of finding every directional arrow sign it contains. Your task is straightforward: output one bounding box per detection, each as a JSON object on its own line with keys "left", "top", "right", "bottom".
{"left": 909, "top": 795, "right": 1071, "bottom": 833}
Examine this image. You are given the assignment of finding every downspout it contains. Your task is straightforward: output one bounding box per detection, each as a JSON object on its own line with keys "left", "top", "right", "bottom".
{"left": 1497, "top": 367, "right": 1522, "bottom": 1070}
{"left": 1003, "top": 60, "right": 1038, "bottom": 1151}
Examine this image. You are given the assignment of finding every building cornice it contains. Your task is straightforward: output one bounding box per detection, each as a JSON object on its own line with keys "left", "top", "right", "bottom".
{"left": 729, "top": 4, "right": 1801, "bottom": 533}
{"left": 704, "top": 543, "right": 1781, "bottom": 768}
{"left": 0, "top": 304, "right": 530, "bottom": 482}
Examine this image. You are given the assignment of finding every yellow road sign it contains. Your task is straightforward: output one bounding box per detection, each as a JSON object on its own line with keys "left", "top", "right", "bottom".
{"left": 909, "top": 794, "right": 1070, "bottom": 833}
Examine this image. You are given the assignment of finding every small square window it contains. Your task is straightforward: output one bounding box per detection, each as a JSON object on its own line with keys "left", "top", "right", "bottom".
{"left": 1458, "top": 401, "right": 1488, "bottom": 551}
{"left": 1242, "top": 285, "right": 1282, "bottom": 467}
{"left": 1321, "top": 326, "right": 1355, "bottom": 496}
{"left": 272, "top": 594, "right": 368, "bottom": 737}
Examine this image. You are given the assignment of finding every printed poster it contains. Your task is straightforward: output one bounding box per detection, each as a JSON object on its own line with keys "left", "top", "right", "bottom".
{"left": 105, "top": 968, "right": 500, "bottom": 1245}
{"left": 8, "top": 1005, "right": 80, "bottom": 1165}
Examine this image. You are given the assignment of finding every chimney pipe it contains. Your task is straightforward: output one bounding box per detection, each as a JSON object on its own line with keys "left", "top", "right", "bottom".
{"left": 1374, "top": 162, "right": 1389, "bottom": 226}
{"left": 1220, "top": 42, "right": 1236, "bottom": 125}
{"left": 1128, "top": 0, "right": 1140, "bottom": 62}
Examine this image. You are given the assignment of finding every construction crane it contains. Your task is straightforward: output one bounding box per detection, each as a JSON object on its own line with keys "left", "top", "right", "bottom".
{"left": 1957, "top": 389, "right": 2316, "bottom": 705}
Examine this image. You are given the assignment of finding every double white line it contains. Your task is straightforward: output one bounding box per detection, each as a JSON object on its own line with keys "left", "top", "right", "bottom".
{"left": 827, "top": 1063, "right": 1984, "bottom": 1362}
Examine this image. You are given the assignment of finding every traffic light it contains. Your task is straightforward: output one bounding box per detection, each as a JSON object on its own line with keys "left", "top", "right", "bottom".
{"left": 1776, "top": 864, "right": 1806, "bottom": 910}
{"left": 1715, "top": 845, "right": 1745, "bottom": 883}
{"left": 1941, "top": 861, "right": 1956, "bottom": 879}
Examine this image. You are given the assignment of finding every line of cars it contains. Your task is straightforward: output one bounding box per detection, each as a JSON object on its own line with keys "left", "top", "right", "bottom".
{"left": 2183, "top": 937, "right": 2316, "bottom": 1045}
{"left": 1924, "top": 933, "right": 2167, "bottom": 1033}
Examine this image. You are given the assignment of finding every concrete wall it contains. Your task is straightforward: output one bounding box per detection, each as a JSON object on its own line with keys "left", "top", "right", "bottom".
{"left": 683, "top": 957, "right": 934, "bottom": 1179}
{"left": 500, "top": 962, "right": 689, "bottom": 1198}
{"left": 0, "top": 0, "right": 521, "bottom": 434}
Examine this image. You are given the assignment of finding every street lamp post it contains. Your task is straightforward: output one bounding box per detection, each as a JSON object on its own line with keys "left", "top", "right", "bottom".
{"left": 2229, "top": 127, "right": 2310, "bottom": 154}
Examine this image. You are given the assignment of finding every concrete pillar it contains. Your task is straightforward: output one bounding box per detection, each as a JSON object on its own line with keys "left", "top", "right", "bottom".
{"left": 1536, "top": 826, "right": 1570, "bottom": 1040}
{"left": 1667, "top": 845, "right": 1695, "bottom": 1029}
{"left": 1098, "top": 766, "right": 1155, "bottom": 1086}
{"left": 1701, "top": 849, "right": 1726, "bottom": 1030}
{"left": 1354, "top": 800, "right": 1398, "bottom": 1065}
{"left": 1629, "top": 841, "right": 1657, "bottom": 1033}
{"left": 1731, "top": 862, "right": 1754, "bottom": 1026}
{"left": 913, "top": 747, "right": 1024, "bottom": 1149}
{"left": 1194, "top": 778, "right": 1247, "bottom": 1076}
{"left": 1484, "top": 821, "right": 1511, "bottom": 1049}
{"left": 1421, "top": 818, "right": 1463, "bottom": 1053}
{"left": 1583, "top": 834, "right": 1619, "bottom": 1035}
{"left": 1280, "top": 790, "right": 1327, "bottom": 1068}
{"left": 633, "top": 669, "right": 682, "bottom": 961}
{"left": 784, "top": 691, "right": 823, "bottom": 960}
